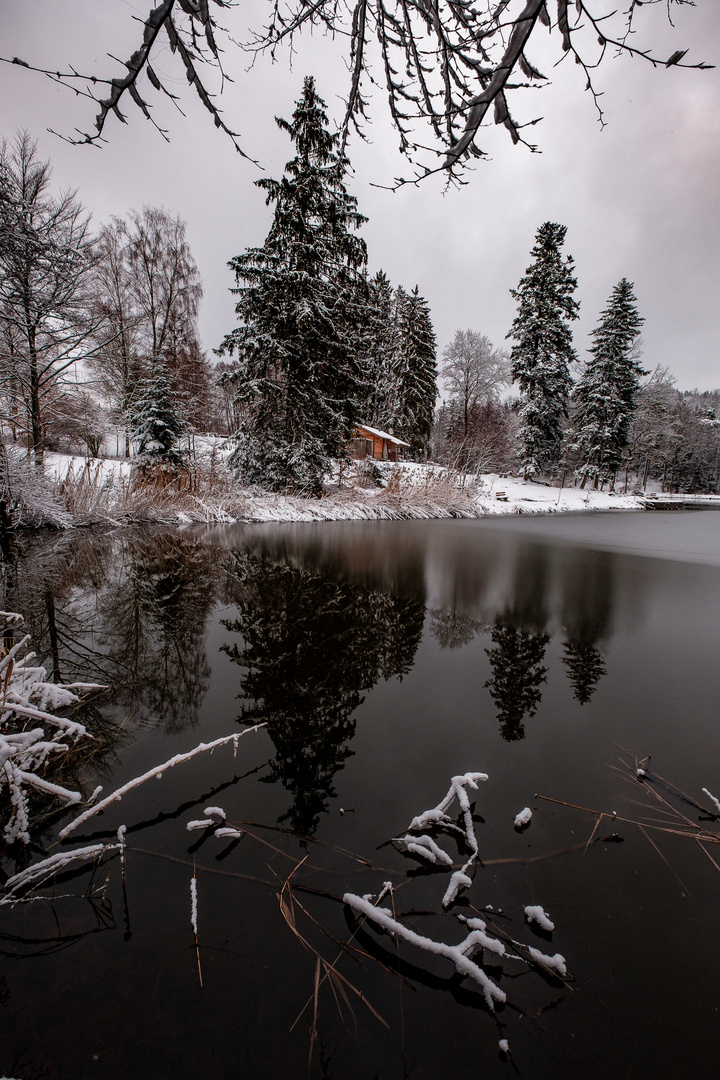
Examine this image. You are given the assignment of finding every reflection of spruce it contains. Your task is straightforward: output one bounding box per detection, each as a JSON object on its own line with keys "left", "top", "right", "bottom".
{"left": 561, "top": 641, "right": 607, "bottom": 705}
{"left": 222, "top": 552, "right": 424, "bottom": 834}
{"left": 429, "top": 609, "right": 485, "bottom": 650}
{"left": 484, "top": 625, "right": 549, "bottom": 741}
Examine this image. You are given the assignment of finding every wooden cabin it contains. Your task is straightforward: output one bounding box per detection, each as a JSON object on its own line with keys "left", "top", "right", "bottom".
{"left": 350, "top": 424, "right": 410, "bottom": 462}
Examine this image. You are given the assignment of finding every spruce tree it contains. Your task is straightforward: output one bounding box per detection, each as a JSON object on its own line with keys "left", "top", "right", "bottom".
{"left": 508, "top": 223, "right": 579, "bottom": 477}
{"left": 218, "top": 77, "right": 368, "bottom": 492}
{"left": 389, "top": 286, "right": 438, "bottom": 456}
{"left": 358, "top": 270, "right": 398, "bottom": 428}
{"left": 571, "top": 278, "right": 646, "bottom": 487}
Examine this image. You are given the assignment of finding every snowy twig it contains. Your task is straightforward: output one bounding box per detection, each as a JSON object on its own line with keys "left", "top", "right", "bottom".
{"left": 2, "top": 842, "right": 119, "bottom": 900}
{"left": 191, "top": 870, "right": 203, "bottom": 987}
{"left": 59, "top": 726, "right": 267, "bottom": 839}
{"left": 343, "top": 894, "right": 507, "bottom": 1011}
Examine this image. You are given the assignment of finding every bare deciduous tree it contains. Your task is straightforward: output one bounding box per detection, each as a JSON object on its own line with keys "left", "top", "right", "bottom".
{"left": 89, "top": 207, "right": 209, "bottom": 449}
{"left": 439, "top": 329, "right": 509, "bottom": 468}
{"left": 0, "top": 132, "right": 100, "bottom": 468}
{"left": 1, "top": 1, "right": 711, "bottom": 179}
{"left": 442, "top": 330, "right": 509, "bottom": 432}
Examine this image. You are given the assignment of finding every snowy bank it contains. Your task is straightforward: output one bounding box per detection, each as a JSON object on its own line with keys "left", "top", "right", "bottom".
{"left": 9, "top": 453, "right": 651, "bottom": 529}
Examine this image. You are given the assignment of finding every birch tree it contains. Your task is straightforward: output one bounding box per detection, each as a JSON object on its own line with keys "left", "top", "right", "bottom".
{"left": 440, "top": 329, "right": 509, "bottom": 468}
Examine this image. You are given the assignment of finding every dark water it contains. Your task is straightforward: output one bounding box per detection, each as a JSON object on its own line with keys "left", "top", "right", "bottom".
{"left": 1, "top": 513, "right": 720, "bottom": 1080}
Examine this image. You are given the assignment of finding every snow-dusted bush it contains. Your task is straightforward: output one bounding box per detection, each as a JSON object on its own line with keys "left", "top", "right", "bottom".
{"left": 1, "top": 445, "right": 73, "bottom": 529}
{"left": 0, "top": 611, "right": 103, "bottom": 844}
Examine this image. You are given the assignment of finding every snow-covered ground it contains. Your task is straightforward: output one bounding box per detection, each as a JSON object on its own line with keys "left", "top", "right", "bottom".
{"left": 475, "top": 472, "right": 642, "bottom": 514}
{"left": 37, "top": 451, "right": 653, "bottom": 525}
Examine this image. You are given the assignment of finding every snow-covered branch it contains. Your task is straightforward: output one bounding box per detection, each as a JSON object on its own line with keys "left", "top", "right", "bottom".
{"left": 0, "top": 612, "right": 104, "bottom": 844}
{"left": 58, "top": 725, "right": 267, "bottom": 839}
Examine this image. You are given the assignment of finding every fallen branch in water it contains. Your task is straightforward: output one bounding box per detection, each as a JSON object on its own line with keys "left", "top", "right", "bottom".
{"left": 59, "top": 725, "right": 267, "bottom": 839}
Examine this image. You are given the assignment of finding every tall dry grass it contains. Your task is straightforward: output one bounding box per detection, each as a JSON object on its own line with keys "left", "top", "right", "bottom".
{"left": 49, "top": 456, "right": 485, "bottom": 527}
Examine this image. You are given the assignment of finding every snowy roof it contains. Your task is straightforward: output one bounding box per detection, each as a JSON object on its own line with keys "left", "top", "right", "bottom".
{"left": 355, "top": 424, "right": 410, "bottom": 447}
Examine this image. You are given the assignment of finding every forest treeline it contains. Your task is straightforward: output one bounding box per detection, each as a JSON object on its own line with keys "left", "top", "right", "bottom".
{"left": 1, "top": 80, "right": 718, "bottom": 501}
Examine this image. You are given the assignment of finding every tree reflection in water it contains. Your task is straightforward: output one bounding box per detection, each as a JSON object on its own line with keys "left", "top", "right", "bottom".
{"left": 483, "top": 544, "right": 551, "bottom": 740}
{"left": 484, "top": 625, "right": 550, "bottom": 741}
{"left": 221, "top": 551, "right": 424, "bottom": 833}
{"left": 1, "top": 529, "right": 219, "bottom": 734}
{"left": 560, "top": 549, "right": 613, "bottom": 705}
{"left": 98, "top": 530, "right": 218, "bottom": 732}
{"left": 428, "top": 609, "right": 485, "bottom": 650}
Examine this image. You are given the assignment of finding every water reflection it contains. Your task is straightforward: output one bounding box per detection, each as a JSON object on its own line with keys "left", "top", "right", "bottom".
{"left": 220, "top": 550, "right": 424, "bottom": 833}
{"left": 97, "top": 531, "right": 217, "bottom": 732}
{"left": 561, "top": 642, "right": 607, "bottom": 705}
{"left": 485, "top": 625, "right": 550, "bottom": 741}
{"left": 0, "top": 518, "right": 630, "bottom": 842}
{"left": 0, "top": 519, "right": 625, "bottom": 805}
{"left": 428, "top": 609, "right": 485, "bottom": 650}
{"left": 559, "top": 548, "right": 613, "bottom": 705}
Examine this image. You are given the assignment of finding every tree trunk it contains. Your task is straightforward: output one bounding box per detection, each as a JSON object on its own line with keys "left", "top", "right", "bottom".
{"left": 28, "top": 338, "right": 44, "bottom": 471}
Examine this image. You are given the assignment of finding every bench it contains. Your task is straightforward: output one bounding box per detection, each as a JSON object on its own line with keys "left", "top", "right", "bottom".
{"left": 495, "top": 490, "right": 507, "bottom": 501}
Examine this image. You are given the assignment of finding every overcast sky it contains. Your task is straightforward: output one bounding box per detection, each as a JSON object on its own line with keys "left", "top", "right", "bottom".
{"left": 1, "top": 0, "right": 718, "bottom": 390}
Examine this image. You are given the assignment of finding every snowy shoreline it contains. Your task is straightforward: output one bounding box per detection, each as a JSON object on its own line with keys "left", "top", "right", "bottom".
{"left": 15, "top": 448, "right": 720, "bottom": 531}
{"left": 9, "top": 452, "right": 653, "bottom": 530}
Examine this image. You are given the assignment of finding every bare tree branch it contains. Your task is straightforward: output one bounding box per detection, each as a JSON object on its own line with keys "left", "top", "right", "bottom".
{"left": 0, "top": 0, "right": 713, "bottom": 177}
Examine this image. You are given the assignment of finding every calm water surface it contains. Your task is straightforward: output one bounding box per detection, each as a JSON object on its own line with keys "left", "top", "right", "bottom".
{"left": 1, "top": 513, "right": 720, "bottom": 1080}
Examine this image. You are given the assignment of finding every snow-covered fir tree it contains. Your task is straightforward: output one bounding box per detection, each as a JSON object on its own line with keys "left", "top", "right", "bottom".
{"left": 571, "top": 278, "right": 646, "bottom": 487}
{"left": 508, "top": 223, "right": 579, "bottom": 477}
{"left": 129, "top": 360, "right": 187, "bottom": 465}
{"left": 357, "top": 270, "right": 398, "bottom": 428}
{"left": 218, "top": 77, "right": 368, "bottom": 492}
{"left": 388, "top": 286, "right": 438, "bottom": 457}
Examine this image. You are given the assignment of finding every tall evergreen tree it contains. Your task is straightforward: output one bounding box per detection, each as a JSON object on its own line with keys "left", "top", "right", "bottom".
{"left": 357, "top": 270, "right": 398, "bottom": 428}
{"left": 218, "top": 77, "right": 368, "bottom": 492}
{"left": 508, "top": 222, "right": 579, "bottom": 477}
{"left": 389, "top": 286, "right": 438, "bottom": 456}
{"left": 571, "top": 278, "right": 646, "bottom": 487}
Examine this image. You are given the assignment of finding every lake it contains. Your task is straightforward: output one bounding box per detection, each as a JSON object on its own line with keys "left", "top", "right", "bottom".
{"left": 1, "top": 512, "right": 720, "bottom": 1080}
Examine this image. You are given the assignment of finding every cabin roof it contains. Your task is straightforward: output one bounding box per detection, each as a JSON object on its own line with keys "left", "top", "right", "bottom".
{"left": 356, "top": 424, "right": 410, "bottom": 447}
